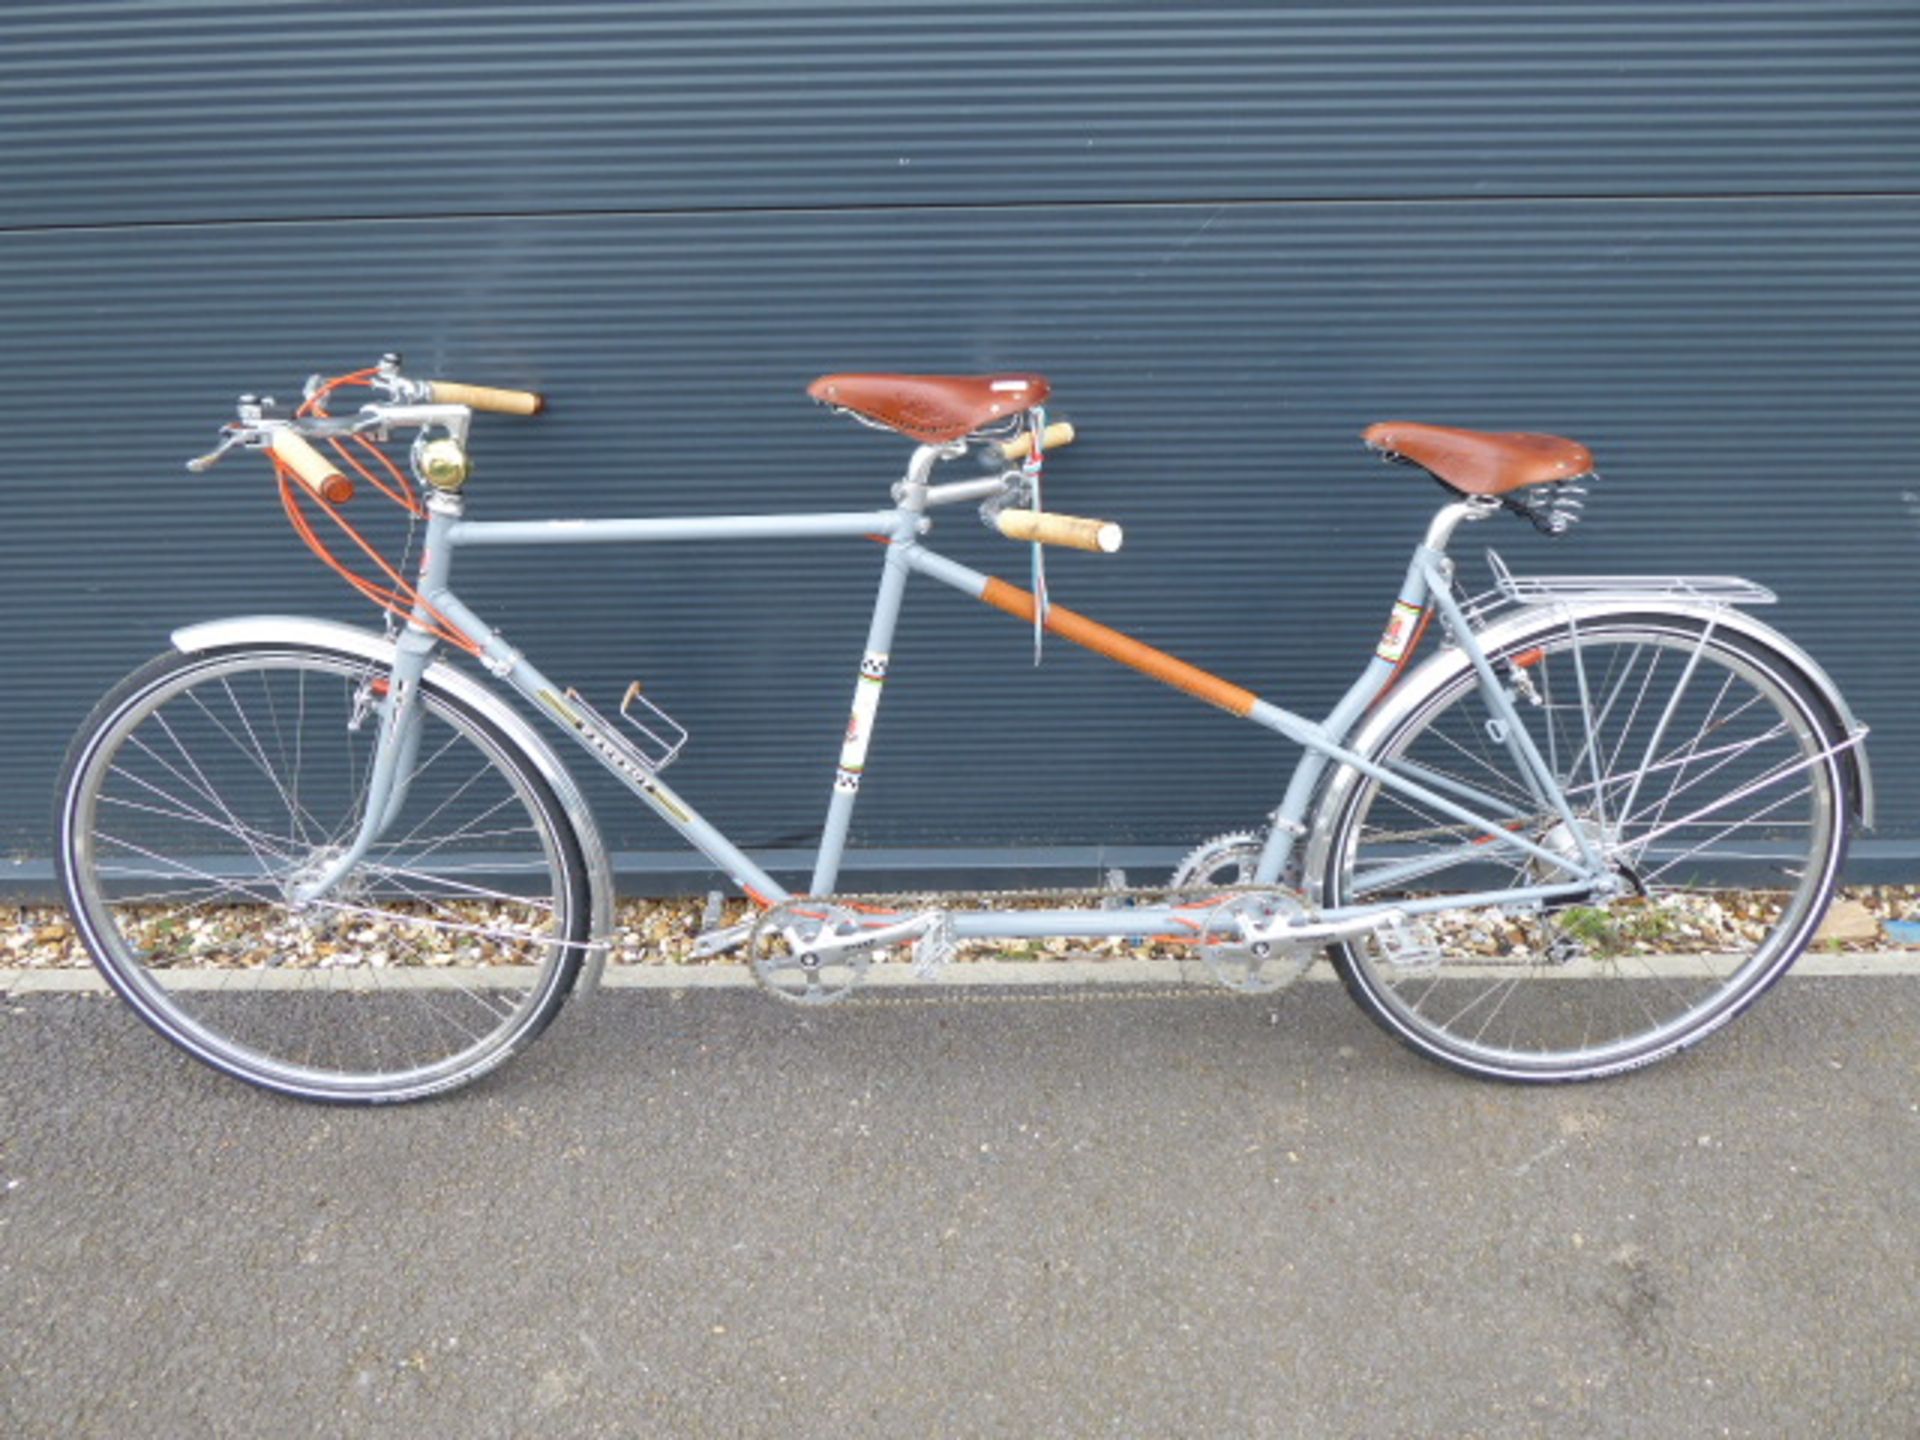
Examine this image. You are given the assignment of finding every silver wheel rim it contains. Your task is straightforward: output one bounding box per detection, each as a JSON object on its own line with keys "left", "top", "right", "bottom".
{"left": 62, "top": 650, "right": 583, "bottom": 1099}
{"left": 1326, "top": 621, "right": 1843, "bottom": 1078}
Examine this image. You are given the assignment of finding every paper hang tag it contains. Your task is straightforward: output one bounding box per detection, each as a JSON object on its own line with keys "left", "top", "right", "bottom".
{"left": 1031, "top": 540, "right": 1048, "bottom": 666}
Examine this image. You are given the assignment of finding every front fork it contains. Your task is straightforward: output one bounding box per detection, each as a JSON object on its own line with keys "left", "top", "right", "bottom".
{"left": 285, "top": 628, "right": 435, "bottom": 904}
{"left": 289, "top": 491, "right": 472, "bottom": 904}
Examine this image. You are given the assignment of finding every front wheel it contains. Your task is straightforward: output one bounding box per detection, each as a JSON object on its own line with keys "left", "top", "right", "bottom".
{"left": 1314, "top": 612, "right": 1851, "bottom": 1082}
{"left": 56, "top": 643, "right": 593, "bottom": 1103}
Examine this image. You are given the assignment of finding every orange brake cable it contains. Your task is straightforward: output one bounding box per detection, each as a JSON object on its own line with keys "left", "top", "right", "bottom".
{"left": 271, "top": 445, "right": 479, "bottom": 656}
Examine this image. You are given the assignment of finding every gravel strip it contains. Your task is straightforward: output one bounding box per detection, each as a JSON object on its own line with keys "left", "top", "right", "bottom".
{"left": 11, "top": 885, "right": 1919, "bottom": 972}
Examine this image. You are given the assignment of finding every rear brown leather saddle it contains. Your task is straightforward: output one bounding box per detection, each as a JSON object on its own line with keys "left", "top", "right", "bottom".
{"left": 1363, "top": 421, "right": 1593, "bottom": 496}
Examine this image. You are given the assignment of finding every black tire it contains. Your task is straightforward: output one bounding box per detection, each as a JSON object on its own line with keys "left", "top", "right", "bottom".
{"left": 1315, "top": 612, "right": 1850, "bottom": 1082}
{"left": 55, "top": 643, "right": 592, "bottom": 1103}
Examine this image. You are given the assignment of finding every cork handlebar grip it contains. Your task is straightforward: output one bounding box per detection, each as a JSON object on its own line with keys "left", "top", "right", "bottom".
{"left": 426, "top": 380, "right": 546, "bottom": 416}
{"left": 998, "top": 421, "right": 1076, "bottom": 462}
{"left": 269, "top": 430, "right": 355, "bottom": 505}
{"left": 994, "top": 508, "right": 1123, "bottom": 554}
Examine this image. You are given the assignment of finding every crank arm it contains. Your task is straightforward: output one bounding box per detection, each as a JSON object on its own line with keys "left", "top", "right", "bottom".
{"left": 803, "top": 909, "right": 943, "bottom": 962}
{"left": 691, "top": 917, "right": 755, "bottom": 958}
{"left": 1249, "top": 908, "right": 1408, "bottom": 949}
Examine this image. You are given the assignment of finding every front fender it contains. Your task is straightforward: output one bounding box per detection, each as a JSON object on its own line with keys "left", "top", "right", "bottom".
{"left": 171, "top": 615, "right": 616, "bottom": 994}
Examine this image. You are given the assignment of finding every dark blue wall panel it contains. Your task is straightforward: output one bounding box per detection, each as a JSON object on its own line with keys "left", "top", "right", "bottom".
{"left": 5, "top": 2, "right": 1916, "bottom": 224}
{"left": 2, "top": 3, "right": 1914, "bottom": 883}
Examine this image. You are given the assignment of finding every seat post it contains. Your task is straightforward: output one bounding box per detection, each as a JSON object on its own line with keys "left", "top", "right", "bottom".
{"left": 892, "top": 441, "right": 961, "bottom": 511}
{"left": 901, "top": 442, "right": 941, "bottom": 492}
{"left": 1422, "top": 496, "right": 1498, "bottom": 555}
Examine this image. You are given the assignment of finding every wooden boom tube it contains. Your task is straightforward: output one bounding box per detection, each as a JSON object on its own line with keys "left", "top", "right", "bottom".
{"left": 998, "top": 421, "right": 1076, "bottom": 462}
{"left": 993, "top": 509, "right": 1123, "bottom": 553}
{"left": 978, "top": 576, "right": 1257, "bottom": 717}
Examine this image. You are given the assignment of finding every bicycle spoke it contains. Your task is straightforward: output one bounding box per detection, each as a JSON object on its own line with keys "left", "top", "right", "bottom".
{"left": 1617, "top": 722, "right": 1792, "bottom": 833}
{"left": 99, "top": 772, "right": 302, "bottom": 862}
{"left": 372, "top": 783, "right": 526, "bottom": 874}
{"left": 254, "top": 666, "right": 316, "bottom": 850}
{"left": 1637, "top": 784, "right": 1815, "bottom": 886}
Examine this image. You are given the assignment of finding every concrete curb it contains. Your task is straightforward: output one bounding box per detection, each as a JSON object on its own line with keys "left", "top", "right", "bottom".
{"left": 7, "top": 950, "right": 1920, "bottom": 995}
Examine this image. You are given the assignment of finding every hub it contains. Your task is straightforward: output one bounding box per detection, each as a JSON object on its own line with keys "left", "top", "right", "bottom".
{"left": 1529, "top": 813, "right": 1638, "bottom": 896}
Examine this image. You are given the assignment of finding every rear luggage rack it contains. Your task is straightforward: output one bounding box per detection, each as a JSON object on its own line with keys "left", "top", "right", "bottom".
{"left": 1454, "top": 551, "right": 1777, "bottom": 634}
{"left": 1487, "top": 549, "right": 1776, "bottom": 608}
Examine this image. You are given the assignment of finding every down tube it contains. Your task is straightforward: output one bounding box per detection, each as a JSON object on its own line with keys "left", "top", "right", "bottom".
{"left": 423, "top": 588, "right": 792, "bottom": 905}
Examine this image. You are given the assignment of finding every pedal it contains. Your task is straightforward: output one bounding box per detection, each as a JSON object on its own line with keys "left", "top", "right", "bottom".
{"left": 911, "top": 911, "right": 957, "bottom": 979}
{"left": 1373, "top": 913, "right": 1442, "bottom": 971}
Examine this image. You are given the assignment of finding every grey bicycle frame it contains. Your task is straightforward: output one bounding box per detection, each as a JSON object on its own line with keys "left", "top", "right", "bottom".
{"left": 307, "top": 443, "right": 1614, "bottom": 941}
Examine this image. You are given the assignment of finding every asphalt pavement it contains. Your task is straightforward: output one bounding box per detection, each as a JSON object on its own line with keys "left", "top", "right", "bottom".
{"left": 3, "top": 975, "right": 1916, "bottom": 1438}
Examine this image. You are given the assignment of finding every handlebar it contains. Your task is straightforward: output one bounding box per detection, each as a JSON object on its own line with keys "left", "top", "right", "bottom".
{"left": 998, "top": 421, "right": 1076, "bottom": 463}
{"left": 424, "top": 380, "right": 545, "bottom": 416}
{"left": 186, "top": 353, "right": 548, "bottom": 491}
{"left": 268, "top": 430, "right": 355, "bottom": 504}
{"left": 994, "top": 508, "right": 1123, "bottom": 554}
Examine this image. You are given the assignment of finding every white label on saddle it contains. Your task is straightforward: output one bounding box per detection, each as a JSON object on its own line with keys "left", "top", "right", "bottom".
{"left": 991, "top": 379, "right": 1031, "bottom": 393}
{"left": 1377, "top": 601, "right": 1424, "bottom": 663}
{"left": 838, "top": 652, "right": 889, "bottom": 776}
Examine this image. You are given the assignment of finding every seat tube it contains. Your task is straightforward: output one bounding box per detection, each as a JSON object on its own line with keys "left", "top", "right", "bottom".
{"left": 809, "top": 528, "right": 917, "bottom": 896}
{"left": 1253, "top": 521, "right": 1447, "bottom": 886}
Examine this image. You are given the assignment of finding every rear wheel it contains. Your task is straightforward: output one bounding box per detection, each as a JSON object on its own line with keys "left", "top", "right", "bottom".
{"left": 1315, "top": 613, "right": 1850, "bottom": 1082}
{"left": 56, "top": 643, "right": 591, "bottom": 1103}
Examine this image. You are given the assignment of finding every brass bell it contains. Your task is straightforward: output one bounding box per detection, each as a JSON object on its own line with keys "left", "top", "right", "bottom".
{"left": 415, "top": 436, "right": 471, "bottom": 490}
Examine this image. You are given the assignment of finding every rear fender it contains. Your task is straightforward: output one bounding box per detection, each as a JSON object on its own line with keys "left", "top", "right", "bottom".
{"left": 1305, "top": 598, "right": 1874, "bottom": 901}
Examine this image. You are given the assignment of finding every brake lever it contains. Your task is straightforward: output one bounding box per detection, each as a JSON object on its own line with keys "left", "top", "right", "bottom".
{"left": 186, "top": 392, "right": 289, "bottom": 472}
{"left": 185, "top": 429, "right": 247, "bottom": 473}
{"left": 368, "top": 350, "right": 432, "bottom": 405}
{"left": 186, "top": 390, "right": 369, "bottom": 473}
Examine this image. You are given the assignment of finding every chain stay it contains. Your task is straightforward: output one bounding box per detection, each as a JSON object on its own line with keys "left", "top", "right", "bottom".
{"left": 714, "top": 878, "right": 1400, "bottom": 982}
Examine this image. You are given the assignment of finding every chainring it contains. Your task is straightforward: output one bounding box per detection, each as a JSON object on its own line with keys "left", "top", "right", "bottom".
{"left": 748, "top": 903, "right": 881, "bottom": 1006}
{"left": 1169, "top": 831, "right": 1263, "bottom": 891}
{"left": 1198, "top": 892, "right": 1315, "bottom": 995}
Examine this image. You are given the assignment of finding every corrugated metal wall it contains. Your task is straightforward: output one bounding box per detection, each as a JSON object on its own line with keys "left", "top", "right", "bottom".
{"left": 4, "top": 2, "right": 1917, "bottom": 890}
